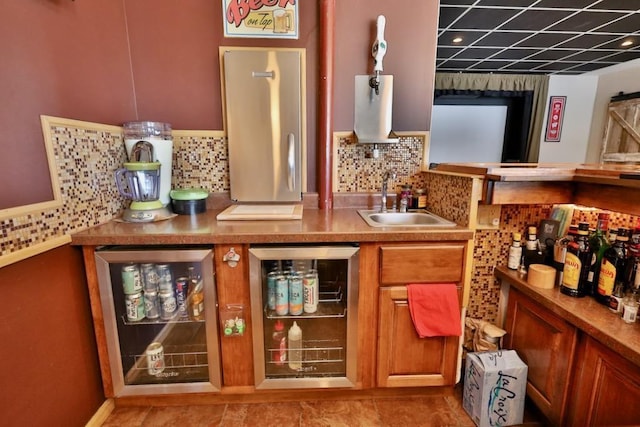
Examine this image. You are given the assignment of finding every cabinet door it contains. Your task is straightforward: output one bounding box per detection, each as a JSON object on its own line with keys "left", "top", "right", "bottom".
{"left": 504, "top": 288, "right": 578, "bottom": 425}
{"left": 377, "top": 286, "right": 459, "bottom": 387}
{"left": 379, "top": 243, "right": 465, "bottom": 285}
{"left": 568, "top": 335, "right": 640, "bottom": 426}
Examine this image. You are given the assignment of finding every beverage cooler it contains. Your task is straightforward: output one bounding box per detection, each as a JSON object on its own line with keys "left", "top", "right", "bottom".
{"left": 94, "top": 247, "right": 221, "bottom": 396}
{"left": 248, "top": 245, "right": 359, "bottom": 389}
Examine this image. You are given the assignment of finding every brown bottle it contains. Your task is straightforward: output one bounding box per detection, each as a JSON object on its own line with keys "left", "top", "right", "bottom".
{"left": 561, "top": 222, "right": 592, "bottom": 298}
{"left": 596, "top": 228, "right": 629, "bottom": 306}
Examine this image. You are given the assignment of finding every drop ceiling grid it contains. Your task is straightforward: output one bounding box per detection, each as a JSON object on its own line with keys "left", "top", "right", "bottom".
{"left": 437, "top": 1, "right": 640, "bottom": 74}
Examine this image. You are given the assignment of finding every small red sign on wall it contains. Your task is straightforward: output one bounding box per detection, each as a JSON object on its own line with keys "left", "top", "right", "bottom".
{"left": 544, "top": 96, "right": 566, "bottom": 142}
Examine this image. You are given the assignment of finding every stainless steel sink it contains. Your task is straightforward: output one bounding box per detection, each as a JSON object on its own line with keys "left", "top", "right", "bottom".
{"left": 357, "top": 210, "right": 456, "bottom": 227}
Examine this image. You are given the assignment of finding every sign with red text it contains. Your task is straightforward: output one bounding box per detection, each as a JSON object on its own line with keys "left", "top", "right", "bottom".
{"left": 223, "top": 0, "right": 298, "bottom": 39}
{"left": 544, "top": 96, "right": 566, "bottom": 142}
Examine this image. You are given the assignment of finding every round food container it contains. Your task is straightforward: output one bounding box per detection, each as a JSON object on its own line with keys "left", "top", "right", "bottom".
{"left": 169, "top": 188, "right": 208, "bottom": 215}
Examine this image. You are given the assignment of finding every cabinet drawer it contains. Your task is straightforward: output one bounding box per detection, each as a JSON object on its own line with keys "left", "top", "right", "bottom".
{"left": 379, "top": 244, "right": 465, "bottom": 285}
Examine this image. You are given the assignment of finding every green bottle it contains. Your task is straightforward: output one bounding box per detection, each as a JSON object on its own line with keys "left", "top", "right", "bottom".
{"left": 586, "top": 212, "right": 610, "bottom": 296}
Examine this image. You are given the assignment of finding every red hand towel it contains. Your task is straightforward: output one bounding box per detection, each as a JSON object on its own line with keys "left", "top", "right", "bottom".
{"left": 407, "top": 283, "right": 461, "bottom": 338}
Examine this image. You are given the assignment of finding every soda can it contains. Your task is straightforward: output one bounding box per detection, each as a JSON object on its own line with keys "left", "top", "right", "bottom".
{"left": 275, "top": 274, "right": 289, "bottom": 315}
{"left": 121, "top": 264, "right": 143, "bottom": 295}
{"left": 125, "top": 292, "right": 145, "bottom": 322}
{"left": 266, "top": 271, "right": 279, "bottom": 311}
{"left": 159, "top": 289, "right": 177, "bottom": 320}
{"left": 146, "top": 342, "right": 165, "bottom": 375}
{"left": 157, "top": 264, "right": 173, "bottom": 292}
{"left": 289, "top": 272, "right": 303, "bottom": 315}
{"left": 143, "top": 291, "right": 160, "bottom": 319}
{"left": 303, "top": 270, "right": 318, "bottom": 314}
{"left": 175, "top": 277, "right": 189, "bottom": 319}
{"left": 141, "top": 263, "right": 160, "bottom": 293}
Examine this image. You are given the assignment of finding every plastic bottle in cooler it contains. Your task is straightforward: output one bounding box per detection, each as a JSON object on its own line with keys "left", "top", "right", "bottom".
{"left": 288, "top": 321, "right": 302, "bottom": 371}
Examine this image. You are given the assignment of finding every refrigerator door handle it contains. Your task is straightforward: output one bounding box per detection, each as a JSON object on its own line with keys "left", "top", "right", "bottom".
{"left": 287, "top": 133, "right": 295, "bottom": 191}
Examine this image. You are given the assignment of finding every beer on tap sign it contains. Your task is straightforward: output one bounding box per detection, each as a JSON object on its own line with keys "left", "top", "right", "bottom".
{"left": 223, "top": 0, "right": 299, "bottom": 39}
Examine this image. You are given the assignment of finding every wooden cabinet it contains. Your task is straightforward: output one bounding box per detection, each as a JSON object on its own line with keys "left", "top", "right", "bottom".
{"left": 371, "top": 242, "right": 466, "bottom": 388}
{"left": 377, "top": 286, "right": 459, "bottom": 387}
{"left": 504, "top": 288, "right": 578, "bottom": 425}
{"left": 503, "top": 282, "right": 640, "bottom": 426}
{"left": 567, "top": 335, "right": 640, "bottom": 426}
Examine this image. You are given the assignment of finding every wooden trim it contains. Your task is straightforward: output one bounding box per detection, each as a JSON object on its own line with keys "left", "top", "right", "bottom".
{"left": 318, "top": 0, "right": 335, "bottom": 209}
{"left": 487, "top": 181, "right": 574, "bottom": 205}
{"left": 85, "top": 399, "right": 114, "bottom": 427}
{"left": 0, "top": 235, "right": 70, "bottom": 268}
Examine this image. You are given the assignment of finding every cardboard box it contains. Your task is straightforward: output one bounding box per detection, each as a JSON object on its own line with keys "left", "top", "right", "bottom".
{"left": 462, "top": 350, "right": 528, "bottom": 427}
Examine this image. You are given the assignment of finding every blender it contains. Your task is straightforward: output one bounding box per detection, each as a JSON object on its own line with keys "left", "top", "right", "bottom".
{"left": 123, "top": 121, "right": 173, "bottom": 206}
{"left": 115, "top": 142, "right": 173, "bottom": 222}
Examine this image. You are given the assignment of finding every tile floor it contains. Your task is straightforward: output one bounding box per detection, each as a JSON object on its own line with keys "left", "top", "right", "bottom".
{"left": 101, "top": 388, "right": 548, "bottom": 427}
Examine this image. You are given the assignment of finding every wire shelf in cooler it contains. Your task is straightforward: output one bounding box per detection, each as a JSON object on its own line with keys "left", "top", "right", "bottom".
{"left": 121, "top": 314, "right": 205, "bottom": 326}
{"left": 264, "top": 301, "right": 346, "bottom": 319}
{"left": 265, "top": 339, "right": 345, "bottom": 378}
{"left": 124, "top": 347, "right": 209, "bottom": 385}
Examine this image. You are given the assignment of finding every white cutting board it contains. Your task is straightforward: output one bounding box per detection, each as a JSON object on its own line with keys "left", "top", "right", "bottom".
{"left": 216, "top": 204, "right": 303, "bottom": 221}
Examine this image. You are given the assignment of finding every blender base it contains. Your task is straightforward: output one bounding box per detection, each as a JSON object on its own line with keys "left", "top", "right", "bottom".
{"left": 121, "top": 206, "right": 174, "bottom": 223}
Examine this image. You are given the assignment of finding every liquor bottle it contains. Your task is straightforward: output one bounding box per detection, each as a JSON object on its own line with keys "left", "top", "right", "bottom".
{"left": 287, "top": 321, "right": 302, "bottom": 371}
{"left": 523, "top": 226, "right": 544, "bottom": 268}
{"left": 187, "top": 266, "right": 204, "bottom": 321}
{"left": 507, "top": 232, "right": 522, "bottom": 270}
{"left": 272, "top": 320, "right": 287, "bottom": 366}
{"left": 596, "top": 227, "right": 629, "bottom": 306}
{"left": 561, "top": 222, "right": 592, "bottom": 297}
{"left": 624, "top": 221, "right": 640, "bottom": 297}
{"left": 586, "top": 212, "right": 610, "bottom": 296}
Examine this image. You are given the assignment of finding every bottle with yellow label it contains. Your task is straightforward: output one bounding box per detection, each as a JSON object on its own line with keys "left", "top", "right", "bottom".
{"left": 561, "top": 222, "right": 592, "bottom": 298}
{"left": 596, "top": 227, "right": 629, "bottom": 306}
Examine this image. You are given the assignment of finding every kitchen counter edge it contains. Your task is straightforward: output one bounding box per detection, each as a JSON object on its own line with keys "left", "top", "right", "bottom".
{"left": 71, "top": 208, "right": 475, "bottom": 246}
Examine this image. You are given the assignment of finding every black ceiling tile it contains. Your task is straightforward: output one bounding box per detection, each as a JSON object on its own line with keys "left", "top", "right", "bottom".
{"left": 535, "top": 0, "right": 598, "bottom": 8}
{"left": 570, "top": 63, "right": 614, "bottom": 72}
{"left": 562, "top": 50, "right": 615, "bottom": 61}
{"left": 477, "top": 0, "right": 537, "bottom": 6}
{"left": 588, "top": 0, "right": 640, "bottom": 11}
{"left": 438, "top": 30, "right": 489, "bottom": 46}
{"left": 492, "top": 48, "right": 538, "bottom": 59}
{"left": 439, "top": 0, "right": 477, "bottom": 5}
{"left": 454, "top": 47, "right": 503, "bottom": 59}
{"left": 556, "top": 33, "right": 620, "bottom": 49}
{"left": 547, "top": 11, "right": 626, "bottom": 32}
{"left": 501, "top": 10, "right": 575, "bottom": 31}
{"left": 597, "top": 35, "right": 640, "bottom": 49}
{"left": 470, "top": 60, "right": 514, "bottom": 69}
{"left": 516, "top": 33, "right": 576, "bottom": 48}
{"left": 503, "top": 61, "right": 549, "bottom": 70}
{"left": 537, "top": 61, "right": 583, "bottom": 71}
{"left": 603, "top": 50, "right": 640, "bottom": 62}
{"left": 473, "top": 31, "right": 534, "bottom": 47}
{"left": 450, "top": 8, "right": 521, "bottom": 30}
{"left": 438, "top": 6, "right": 470, "bottom": 28}
{"left": 596, "top": 14, "right": 640, "bottom": 33}
{"left": 528, "top": 49, "right": 579, "bottom": 60}
{"left": 437, "top": 47, "right": 465, "bottom": 58}
{"left": 438, "top": 59, "right": 481, "bottom": 69}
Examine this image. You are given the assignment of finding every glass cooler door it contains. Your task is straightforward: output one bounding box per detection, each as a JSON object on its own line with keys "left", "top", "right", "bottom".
{"left": 95, "top": 247, "right": 221, "bottom": 396}
{"left": 249, "top": 245, "right": 359, "bottom": 389}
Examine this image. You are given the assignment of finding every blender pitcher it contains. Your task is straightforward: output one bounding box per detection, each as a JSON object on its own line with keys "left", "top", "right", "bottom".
{"left": 115, "top": 162, "right": 163, "bottom": 210}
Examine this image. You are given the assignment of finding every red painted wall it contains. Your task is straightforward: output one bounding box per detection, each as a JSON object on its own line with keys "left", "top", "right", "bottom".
{"left": 0, "top": 245, "right": 103, "bottom": 426}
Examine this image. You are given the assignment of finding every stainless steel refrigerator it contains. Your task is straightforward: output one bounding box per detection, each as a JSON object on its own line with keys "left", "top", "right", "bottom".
{"left": 223, "top": 49, "right": 303, "bottom": 203}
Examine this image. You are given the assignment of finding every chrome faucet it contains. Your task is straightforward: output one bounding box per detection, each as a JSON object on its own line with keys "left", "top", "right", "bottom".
{"left": 380, "top": 169, "right": 397, "bottom": 212}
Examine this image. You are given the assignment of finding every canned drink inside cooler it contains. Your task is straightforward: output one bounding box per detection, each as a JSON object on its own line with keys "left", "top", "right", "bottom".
{"left": 146, "top": 342, "right": 165, "bottom": 376}
{"left": 266, "top": 271, "right": 279, "bottom": 311}
{"left": 303, "top": 270, "right": 319, "bottom": 313}
{"left": 289, "top": 272, "right": 303, "bottom": 315}
{"left": 122, "top": 264, "right": 143, "bottom": 294}
{"left": 275, "top": 275, "right": 289, "bottom": 315}
{"left": 125, "top": 292, "right": 145, "bottom": 322}
{"left": 141, "top": 263, "right": 160, "bottom": 293}
{"left": 159, "top": 289, "right": 177, "bottom": 320}
{"left": 143, "top": 291, "right": 160, "bottom": 319}
{"left": 156, "top": 264, "right": 173, "bottom": 292}
{"left": 175, "top": 277, "right": 189, "bottom": 319}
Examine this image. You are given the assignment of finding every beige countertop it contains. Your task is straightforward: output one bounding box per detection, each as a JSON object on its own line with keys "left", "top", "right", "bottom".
{"left": 71, "top": 208, "right": 474, "bottom": 246}
{"left": 495, "top": 265, "right": 640, "bottom": 368}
